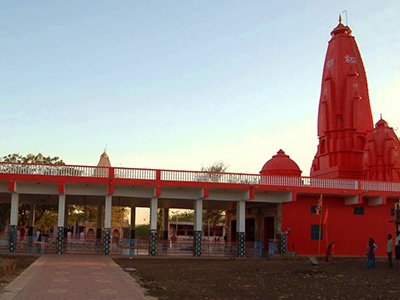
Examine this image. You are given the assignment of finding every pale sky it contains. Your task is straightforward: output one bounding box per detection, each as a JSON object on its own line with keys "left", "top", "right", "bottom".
{"left": 1, "top": 0, "right": 399, "bottom": 179}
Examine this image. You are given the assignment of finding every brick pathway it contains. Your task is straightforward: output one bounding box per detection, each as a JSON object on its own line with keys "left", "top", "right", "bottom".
{"left": 0, "top": 254, "right": 155, "bottom": 300}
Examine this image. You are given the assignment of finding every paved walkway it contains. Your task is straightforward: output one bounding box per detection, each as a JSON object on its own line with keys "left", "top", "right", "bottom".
{"left": 0, "top": 254, "right": 156, "bottom": 300}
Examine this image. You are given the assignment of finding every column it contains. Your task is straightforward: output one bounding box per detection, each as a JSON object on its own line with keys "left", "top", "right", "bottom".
{"left": 96, "top": 204, "right": 102, "bottom": 240}
{"left": 64, "top": 204, "right": 69, "bottom": 237}
{"left": 236, "top": 200, "right": 246, "bottom": 257}
{"left": 149, "top": 197, "right": 158, "bottom": 256}
{"left": 130, "top": 206, "right": 136, "bottom": 256}
{"left": 104, "top": 195, "right": 112, "bottom": 255}
{"left": 193, "top": 199, "right": 203, "bottom": 257}
{"left": 28, "top": 203, "right": 35, "bottom": 252}
{"left": 9, "top": 192, "right": 19, "bottom": 252}
{"left": 57, "top": 194, "right": 65, "bottom": 254}
{"left": 130, "top": 207, "right": 136, "bottom": 239}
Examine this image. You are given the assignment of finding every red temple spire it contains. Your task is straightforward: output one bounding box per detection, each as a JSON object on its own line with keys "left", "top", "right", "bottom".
{"left": 311, "top": 19, "right": 373, "bottom": 179}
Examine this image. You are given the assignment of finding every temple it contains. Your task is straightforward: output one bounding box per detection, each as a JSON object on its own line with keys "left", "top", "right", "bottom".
{"left": 311, "top": 16, "right": 374, "bottom": 179}
{"left": 0, "top": 17, "right": 399, "bottom": 258}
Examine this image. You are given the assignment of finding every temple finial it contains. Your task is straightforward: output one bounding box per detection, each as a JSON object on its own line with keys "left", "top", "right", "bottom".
{"left": 339, "top": 14, "right": 342, "bottom": 24}
{"left": 380, "top": 113, "right": 382, "bottom": 120}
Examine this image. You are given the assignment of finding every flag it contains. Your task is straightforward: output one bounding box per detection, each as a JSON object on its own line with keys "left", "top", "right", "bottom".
{"left": 316, "top": 194, "right": 323, "bottom": 215}
{"left": 323, "top": 208, "right": 329, "bottom": 225}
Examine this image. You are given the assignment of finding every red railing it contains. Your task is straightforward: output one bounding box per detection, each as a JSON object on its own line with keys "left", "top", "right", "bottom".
{"left": 1, "top": 162, "right": 400, "bottom": 193}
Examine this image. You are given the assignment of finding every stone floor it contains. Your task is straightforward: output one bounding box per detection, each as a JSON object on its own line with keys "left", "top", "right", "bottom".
{"left": 0, "top": 254, "right": 155, "bottom": 300}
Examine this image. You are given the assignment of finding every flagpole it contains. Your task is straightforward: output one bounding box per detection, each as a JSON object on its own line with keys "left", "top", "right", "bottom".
{"left": 325, "top": 206, "right": 329, "bottom": 249}
{"left": 318, "top": 194, "right": 323, "bottom": 256}
{"left": 318, "top": 211, "right": 322, "bottom": 256}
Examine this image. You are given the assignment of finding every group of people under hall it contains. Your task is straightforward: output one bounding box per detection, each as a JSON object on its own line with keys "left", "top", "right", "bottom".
{"left": 324, "top": 231, "right": 400, "bottom": 268}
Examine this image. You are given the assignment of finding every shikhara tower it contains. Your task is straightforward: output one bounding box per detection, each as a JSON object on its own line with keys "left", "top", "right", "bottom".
{"left": 311, "top": 16, "right": 374, "bottom": 179}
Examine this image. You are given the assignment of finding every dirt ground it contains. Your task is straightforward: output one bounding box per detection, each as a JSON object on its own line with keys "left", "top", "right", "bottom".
{"left": 0, "top": 255, "right": 38, "bottom": 292}
{"left": 114, "top": 256, "right": 400, "bottom": 300}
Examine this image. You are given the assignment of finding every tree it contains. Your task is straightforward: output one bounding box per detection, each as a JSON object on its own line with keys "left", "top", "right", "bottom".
{"left": 198, "top": 161, "right": 228, "bottom": 182}
{"left": 201, "top": 162, "right": 227, "bottom": 238}
{"left": 0, "top": 153, "right": 65, "bottom": 232}
{"left": 169, "top": 210, "right": 194, "bottom": 222}
{"left": 1, "top": 153, "right": 65, "bottom": 165}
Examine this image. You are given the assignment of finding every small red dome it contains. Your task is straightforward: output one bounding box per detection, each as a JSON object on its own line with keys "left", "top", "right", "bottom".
{"left": 260, "top": 149, "right": 302, "bottom": 177}
{"left": 375, "top": 118, "right": 388, "bottom": 128}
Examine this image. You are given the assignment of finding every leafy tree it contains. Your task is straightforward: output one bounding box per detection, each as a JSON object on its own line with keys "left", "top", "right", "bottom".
{"left": 197, "top": 161, "right": 228, "bottom": 182}
{"left": 201, "top": 162, "right": 227, "bottom": 236}
{"left": 1, "top": 153, "right": 65, "bottom": 165}
{"left": 201, "top": 161, "right": 228, "bottom": 173}
{"left": 0, "top": 153, "right": 65, "bottom": 231}
{"left": 169, "top": 210, "right": 194, "bottom": 222}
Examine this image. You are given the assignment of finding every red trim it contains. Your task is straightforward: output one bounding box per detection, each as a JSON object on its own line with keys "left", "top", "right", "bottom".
{"left": 107, "top": 182, "right": 114, "bottom": 195}
{"left": 58, "top": 182, "right": 64, "bottom": 194}
{"left": 203, "top": 186, "right": 209, "bottom": 198}
{"left": 248, "top": 186, "right": 254, "bottom": 200}
{"left": 8, "top": 180, "right": 15, "bottom": 192}
{"left": 0, "top": 162, "right": 400, "bottom": 197}
{"left": 154, "top": 185, "right": 161, "bottom": 197}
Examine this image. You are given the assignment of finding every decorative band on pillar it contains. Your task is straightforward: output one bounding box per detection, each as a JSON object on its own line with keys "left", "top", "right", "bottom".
{"left": 9, "top": 225, "right": 16, "bottom": 253}
{"left": 104, "top": 228, "right": 111, "bottom": 255}
{"left": 237, "top": 232, "right": 245, "bottom": 257}
{"left": 57, "top": 226, "right": 64, "bottom": 255}
{"left": 193, "top": 230, "right": 202, "bottom": 257}
{"left": 149, "top": 229, "right": 157, "bottom": 256}
{"left": 279, "top": 233, "right": 287, "bottom": 254}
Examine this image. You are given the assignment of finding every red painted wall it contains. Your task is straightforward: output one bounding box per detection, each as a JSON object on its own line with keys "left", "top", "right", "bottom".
{"left": 282, "top": 196, "right": 396, "bottom": 256}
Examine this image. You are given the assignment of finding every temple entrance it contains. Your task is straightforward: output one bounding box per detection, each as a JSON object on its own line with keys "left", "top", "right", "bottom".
{"left": 245, "top": 218, "right": 255, "bottom": 242}
{"left": 263, "top": 217, "right": 275, "bottom": 253}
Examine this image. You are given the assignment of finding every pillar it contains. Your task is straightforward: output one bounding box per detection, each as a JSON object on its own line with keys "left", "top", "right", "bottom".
{"left": 149, "top": 197, "right": 158, "bottom": 256}
{"left": 96, "top": 204, "right": 102, "bottom": 240}
{"left": 9, "top": 192, "right": 19, "bottom": 252}
{"left": 236, "top": 200, "right": 246, "bottom": 257}
{"left": 57, "top": 194, "right": 65, "bottom": 254}
{"left": 64, "top": 203, "right": 69, "bottom": 237}
{"left": 130, "top": 207, "right": 136, "bottom": 239}
{"left": 129, "top": 206, "right": 136, "bottom": 256}
{"left": 104, "top": 195, "right": 112, "bottom": 255}
{"left": 193, "top": 199, "right": 203, "bottom": 257}
{"left": 162, "top": 208, "right": 169, "bottom": 240}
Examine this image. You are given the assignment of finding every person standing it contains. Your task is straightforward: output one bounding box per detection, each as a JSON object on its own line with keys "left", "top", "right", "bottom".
{"left": 395, "top": 231, "right": 400, "bottom": 260}
{"left": 366, "top": 238, "right": 377, "bottom": 268}
{"left": 387, "top": 234, "right": 394, "bottom": 267}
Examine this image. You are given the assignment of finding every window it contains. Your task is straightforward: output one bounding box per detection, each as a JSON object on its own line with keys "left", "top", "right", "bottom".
{"left": 391, "top": 208, "right": 395, "bottom": 217}
{"left": 311, "top": 224, "right": 322, "bottom": 240}
{"left": 354, "top": 207, "right": 364, "bottom": 215}
{"left": 310, "top": 205, "right": 317, "bottom": 214}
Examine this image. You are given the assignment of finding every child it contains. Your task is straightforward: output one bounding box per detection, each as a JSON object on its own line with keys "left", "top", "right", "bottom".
{"left": 325, "top": 240, "right": 335, "bottom": 263}
{"left": 366, "top": 238, "right": 377, "bottom": 268}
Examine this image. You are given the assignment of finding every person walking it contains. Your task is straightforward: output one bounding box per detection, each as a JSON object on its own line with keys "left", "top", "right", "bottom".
{"left": 395, "top": 231, "right": 400, "bottom": 260}
{"left": 387, "top": 234, "right": 394, "bottom": 267}
{"left": 366, "top": 238, "right": 377, "bottom": 268}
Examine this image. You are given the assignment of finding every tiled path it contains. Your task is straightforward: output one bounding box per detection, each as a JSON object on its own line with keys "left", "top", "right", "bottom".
{"left": 0, "top": 254, "right": 155, "bottom": 300}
